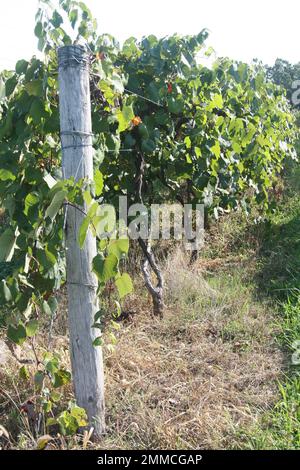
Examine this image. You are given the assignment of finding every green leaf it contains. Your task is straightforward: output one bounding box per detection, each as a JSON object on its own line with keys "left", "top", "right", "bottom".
{"left": 48, "top": 296, "right": 58, "bottom": 314}
{"left": 50, "top": 391, "right": 61, "bottom": 402}
{"left": 116, "top": 104, "right": 134, "bottom": 132}
{"left": 92, "top": 253, "right": 119, "bottom": 282}
{"left": 29, "top": 98, "right": 47, "bottom": 125}
{"left": 25, "top": 80, "right": 43, "bottom": 97}
{"left": 53, "top": 369, "right": 71, "bottom": 388}
{"left": 7, "top": 324, "right": 27, "bottom": 346}
{"left": 210, "top": 93, "right": 223, "bottom": 110}
{"left": 45, "top": 245, "right": 57, "bottom": 266}
{"left": 102, "top": 253, "right": 119, "bottom": 281}
{"left": 0, "top": 228, "right": 16, "bottom": 262}
{"left": 87, "top": 201, "right": 99, "bottom": 218}
{"left": 141, "top": 139, "right": 156, "bottom": 154}
{"left": 16, "top": 60, "right": 28, "bottom": 75}
{"left": 69, "top": 9, "right": 79, "bottom": 28}
{"left": 111, "top": 76, "right": 124, "bottom": 94}
{"left": 70, "top": 406, "right": 87, "bottom": 427}
{"left": 34, "top": 21, "right": 43, "bottom": 38}
{"left": 94, "top": 309, "right": 103, "bottom": 323}
{"left": 45, "top": 190, "right": 67, "bottom": 220}
{"left": 34, "top": 371, "right": 45, "bottom": 389}
{"left": 232, "top": 142, "right": 242, "bottom": 153}
{"left": 92, "top": 254, "right": 105, "bottom": 282}
{"left": 43, "top": 401, "right": 52, "bottom": 413}
{"left": 115, "top": 273, "right": 133, "bottom": 299}
{"left": 0, "top": 280, "right": 12, "bottom": 303}
{"left": 0, "top": 110, "right": 13, "bottom": 138}
{"left": 93, "top": 336, "right": 103, "bottom": 347}
{"left": 37, "top": 248, "right": 56, "bottom": 272}
{"left": 42, "top": 300, "right": 52, "bottom": 316}
{"left": 36, "top": 435, "right": 53, "bottom": 450}
{"left": 0, "top": 169, "right": 15, "bottom": 181}
{"left": 108, "top": 238, "right": 129, "bottom": 259}
{"left": 37, "top": 37, "right": 46, "bottom": 52}
{"left": 138, "top": 123, "right": 149, "bottom": 140}
{"left": 216, "top": 116, "right": 224, "bottom": 128}
{"left": 5, "top": 76, "right": 18, "bottom": 97}
{"left": 19, "top": 365, "right": 30, "bottom": 381}
{"left": 79, "top": 216, "right": 90, "bottom": 248}
{"left": 167, "top": 96, "right": 184, "bottom": 114}
{"left": 46, "top": 417, "right": 58, "bottom": 428}
{"left": 83, "top": 190, "right": 92, "bottom": 207}
{"left": 124, "top": 133, "right": 136, "bottom": 148}
{"left": 211, "top": 141, "right": 221, "bottom": 158}
{"left": 7, "top": 279, "right": 19, "bottom": 301}
{"left": 26, "top": 319, "right": 39, "bottom": 337}
{"left": 57, "top": 411, "right": 77, "bottom": 436}
{"left": 51, "top": 11, "right": 63, "bottom": 28}
{"left": 45, "top": 356, "right": 59, "bottom": 374}
{"left": 24, "top": 192, "right": 39, "bottom": 216}
{"left": 94, "top": 169, "right": 104, "bottom": 196}
{"left": 184, "top": 136, "right": 191, "bottom": 149}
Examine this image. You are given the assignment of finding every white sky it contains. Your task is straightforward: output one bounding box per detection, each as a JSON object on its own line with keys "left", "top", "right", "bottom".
{"left": 0, "top": 0, "right": 300, "bottom": 70}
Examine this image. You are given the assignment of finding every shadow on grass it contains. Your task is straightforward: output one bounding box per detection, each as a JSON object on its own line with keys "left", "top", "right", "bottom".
{"left": 249, "top": 175, "right": 300, "bottom": 449}
{"left": 255, "top": 201, "right": 300, "bottom": 303}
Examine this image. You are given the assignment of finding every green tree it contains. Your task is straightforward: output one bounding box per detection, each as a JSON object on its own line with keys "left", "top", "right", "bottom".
{"left": 267, "top": 58, "right": 300, "bottom": 104}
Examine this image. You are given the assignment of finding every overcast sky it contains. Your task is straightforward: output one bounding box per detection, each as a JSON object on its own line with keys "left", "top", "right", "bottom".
{"left": 0, "top": 0, "right": 299, "bottom": 70}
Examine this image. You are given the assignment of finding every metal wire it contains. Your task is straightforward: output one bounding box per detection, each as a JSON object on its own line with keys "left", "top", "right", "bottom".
{"left": 61, "top": 130, "right": 94, "bottom": 137}
{"left": 61, "top": 130, "right": 93, "bottom": 151}
{"left": 90, "top": 71, "right": 164, "bottom": 108}
{"left": 58, "top": 45, "right": 90, "bottom": 71}
{"left": 62, "top": 143, "right": 92, "bottom": 151}
{"left": 67, "top": 281, "right": 98, "bottom": 290}
{"left": 124, "top": 87, "right": 164, "bottom": 108}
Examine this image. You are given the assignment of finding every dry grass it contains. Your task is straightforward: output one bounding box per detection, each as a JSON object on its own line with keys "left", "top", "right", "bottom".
{"left": 94, "top": 249, "right": 283, "bottom": 449}
{"left": 0, "top": 247, "right": 284, "bottom": 450}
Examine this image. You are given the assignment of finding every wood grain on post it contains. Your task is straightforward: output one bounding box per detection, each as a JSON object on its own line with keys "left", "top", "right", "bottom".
{"left": 58, "top": 45, "right": 105, "bottom": 437}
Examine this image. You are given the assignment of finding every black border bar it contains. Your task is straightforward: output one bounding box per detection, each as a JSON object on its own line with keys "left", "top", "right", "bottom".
{"left": 0, "top": 450, "right": 299, "bottom": 466}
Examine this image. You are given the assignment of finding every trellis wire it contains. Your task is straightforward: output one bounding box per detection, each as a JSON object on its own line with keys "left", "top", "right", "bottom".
{"left": 90, "top": 71, "right": 164, "bottom": 108}
{"left": 58, "top": 47, "right": 90, "bottom": 71}
{"left": 56, "top": 52, "right": 167, "bottom": 110}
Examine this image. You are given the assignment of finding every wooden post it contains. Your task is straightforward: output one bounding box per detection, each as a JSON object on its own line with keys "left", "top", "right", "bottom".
{"left": 58, "top": 45, "right": 105, "bottom": 437}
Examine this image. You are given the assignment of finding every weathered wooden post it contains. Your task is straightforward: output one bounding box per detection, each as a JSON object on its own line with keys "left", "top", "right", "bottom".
{"left": 58, "top": 45, "right": 105, "bottom": 437}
